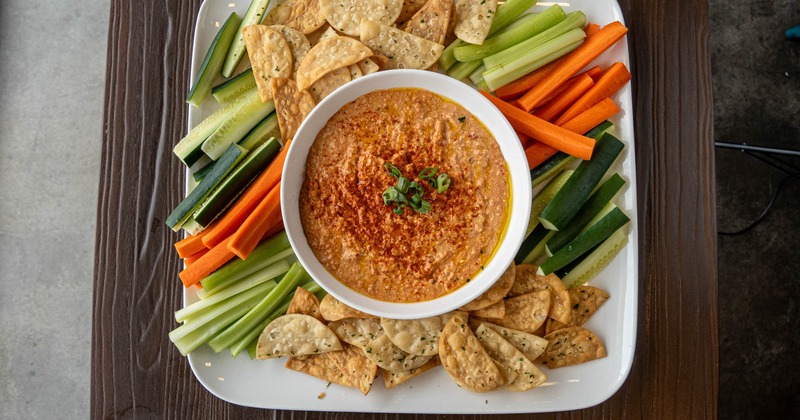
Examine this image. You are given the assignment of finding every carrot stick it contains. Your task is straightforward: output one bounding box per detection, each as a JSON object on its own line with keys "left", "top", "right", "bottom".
{"left": 525, "top": 141, "right": 561, "bottom": 170}
{"left": 517, "top": 21, "right": 628, "bottom": 111}
{"left": 183, "top": 247, "right": 210, "bottom": 267}
{"left": 227, "top": 181, "right": 282, "bottom": 260}
{"left": 262, "top": 218, "right": 285, "bottom": 240}
{"left": 554, "top": 61, "right": 631, "bottom": 125}
{"left": 533, "top": 73, "right": 595, "bottom": 122}
{"left": 584, "top": 22, "right": 601, "bottom": 37}
{"left": 581, "top": 65, "right": 604, "bottom": 82}
{"left": 494, "top": 57, "right": 563, "bottom": 100}
{"left": 174, "top": 229, "right": 210, "bottom": 258}
{"left": 179, "top": 237, "right": 236, "bottom": 288}
{"left": 560, "top": 97, "right": 621, "bottom": 135}
{"left": 201, "top": 139, "right": 291, "bottom": 249}
{"left": 481, "top": 91, "right": 595, "bottom": 160}
{"left": 516, "top": 129, "right": 533, "bottom": 149}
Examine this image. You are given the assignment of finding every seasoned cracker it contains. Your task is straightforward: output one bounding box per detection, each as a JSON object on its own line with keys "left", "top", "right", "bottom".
{"left": 401, "top": 0, "right": 453, "bottom": 45}
{"left": 263, "top": 0, "right": 327, "bottom": 34}
{"left": 242, "top": 25, "right": 293, "bottom": 102}
{"left": 271, "top": 77, "right": 316, "bottom": 141}
{"left": 269, "top": 25, "right": 311, "bottom": 76}
{"left": 470, "top": 299, "right": 505, "bottom": 319}
{"left": 453, "top": 0, "right": 497, "bottom": 45}
{"left": 256, "top": 314, "right": 342, "bottom": 359}
{"left": 360, "top": 20, "right": 445, "bottom": 70}
{"left": 508, "top": 264, "right": 544, "bottom": 297}
{"left": 382, "top": 356, "right": 441, "bottom": 390}
{"left": 295, "top": 36, "right": 373, "bottom": 90}
{"left": 397, "top": 0, "right": 430, "bottom": 24}
{"left": 308, "top": 65, "right": 352, "bottom": 102}
{"left": 380, "top": 311, "right": 458, "bottom": 356}
{"left": 474, "top": 323, "right": 546, "bottom": 391}
{"left": 286, "top": 286, "right": 324, "bottom": 322}
{"left": 329, "top": 342, "right": 379, "bottom": 395}
{"left": 319, "top": 0, "right": 403, "bottom": 37}
{"left": 459, "top": 261, "right": 515, "bottom": 311}
{"left": 328, "top": 317, "right": 385, "bottom": 348}
{"left": 356, "top": 57, "right": 382, "bottom": 75}
{"left": 491, "top": 290, "right": 551, "bottom": 334}
{"left": 477, "top": 320, "right": 549, "bottom": 362}
{"left": 546, "top": 286, "right": 610, "bottom": 334}
{"left": 319, "top": 294, "right": 378, "bottom": 322}
{"left": 438, "top": 313, "right": 504, "bottom": 392}
{"left": 362, "top": 334, "right": 433, "bottom": 372}
{"left": 541, "top": 326, "right": 607, "bottom": 368}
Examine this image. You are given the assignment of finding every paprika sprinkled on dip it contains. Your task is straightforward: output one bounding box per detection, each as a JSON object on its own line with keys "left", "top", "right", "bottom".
{"left": 299, "top": 88, "right": 510, "bottom": 303}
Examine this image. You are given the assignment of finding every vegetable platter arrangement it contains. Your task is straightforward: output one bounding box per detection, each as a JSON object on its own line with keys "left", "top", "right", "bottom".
{"left": 164, "top": 0, "right": 637, "bottom": 409}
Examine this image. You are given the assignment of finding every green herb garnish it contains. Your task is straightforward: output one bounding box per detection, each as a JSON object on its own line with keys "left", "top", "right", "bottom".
{"left": 383, "top": 164, "right": 449, "bottom": 215}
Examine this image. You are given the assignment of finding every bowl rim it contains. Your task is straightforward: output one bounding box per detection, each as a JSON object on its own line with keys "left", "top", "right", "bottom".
{"left": 280, "top": 69, "right": 531, "bottom": 319}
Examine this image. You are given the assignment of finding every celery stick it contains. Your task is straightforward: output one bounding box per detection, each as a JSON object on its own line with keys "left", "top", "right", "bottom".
{"left": 483, "top": 11, "right": 586, "bottom": 70}
{"left": 207, "top": 263, "right": 310, "bottom": 352}
{"left": 440, "top": 0, "right": 538, "bottom": 70}
{"left": 469, "top": 64, "right": 486, "bottom": 85}
{"left": 483, "top": 29, "right": 586, "bottom": 92}
{"left": 172, "top": 293, "right": 264, "bottom": 356}
{"left": 246, "top": 336, "right": 259, "bottom": 359}
{"left": 169, "top": 279, "right": 276, "bottom": 342}
{"left": 233, "top": 279, "right": 324, "bottom": 358}
{"left": 454, "top": 5, "right": 566, "bottom": 62}
{"left": 175, "top": 260, "right": 288, "bottom": 322}
{"left": 200, "top": 231, "right": 291, "bottom": 292}
{"left": 448, "top": 59, "right": 483, "bottom": 81}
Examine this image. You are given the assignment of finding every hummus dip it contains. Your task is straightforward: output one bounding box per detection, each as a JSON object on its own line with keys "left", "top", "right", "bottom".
{"left": 299, "top": 88, "right": 509, "bottom": 303}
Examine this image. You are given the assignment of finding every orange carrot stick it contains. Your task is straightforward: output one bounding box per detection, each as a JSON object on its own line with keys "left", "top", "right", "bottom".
{"left": 494, "top": 57, "right": 563, "bottom": 100}
{"left": 560, "top": 97, "right": 621, "bottom": 135}
{"left": 525, "top": 141, "right": 561, "bottom": 170}
{"left": 516, "top": 129, "right": 533, "bottom": 149}
{"left": 533, "top": 73, "right": 595, "bottom": 122}
{"left": 554, "top": 61, "right": 631, "bottom": 125}
{"left": 581, "top": 65, "right": 604, "bottom": 82}
{"left": 174, "top": 228, "right": 211, "bottom": 258}
{"left": 183, "top": 247, "right": 210, "bottom": 267}
{"left": 517, "top": 21, "right": 629, "bottom": 111}
{"left": 227, "top": 181, "right": 282, "bottom": 260}
{"left": 584, "top": 22, "right": 601, "bottom": 37}
{"left": 202, "top": 139, "right": 291, "bottom": 249}
{"left": 179, "top": 237, "right": 235, "bottom": 288}
{"left": 481, "top": 91, "right": 595, "bottom": 160}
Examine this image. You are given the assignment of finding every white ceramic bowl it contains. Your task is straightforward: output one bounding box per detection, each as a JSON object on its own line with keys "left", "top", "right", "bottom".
{"left": 281, "top": 69, "right": 531, "bottom": 319}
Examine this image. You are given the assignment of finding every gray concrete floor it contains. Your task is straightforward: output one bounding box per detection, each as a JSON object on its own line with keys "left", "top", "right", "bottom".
{"left": 0, "top": 1, "right": 109, "bottom": 419}
{"left": 0, "top": 0, "right": 797, "bottom": 419}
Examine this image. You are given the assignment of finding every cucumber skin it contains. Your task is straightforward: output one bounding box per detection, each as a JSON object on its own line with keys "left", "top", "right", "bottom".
{"left": 166, "top": 143, "right": 246, "bottom": 229}
{"left": 538, "top": 132, "right": 625, "bottom": 231}
{"left": 526, "top": 169, "right": 573, "bottom": 236}
{"left": 221, "top": 0, "right": 270, "bottom": 78}
{"left": 530, "top": 152, "right": 574, "bottom": 187}
{"left": 187, "top": 12, "right": 243, "bottom": 108}
{"left": 213, "top": 68, "right": 257, "bottom": 104}
{"left": 202, "top": 92, "right": 276, "bottom": 160}
{"left": 560, "top": 227, "right": 629, "bottom": 288}
{"left": 539, "top": 206, "right": 630, "bottom": 275}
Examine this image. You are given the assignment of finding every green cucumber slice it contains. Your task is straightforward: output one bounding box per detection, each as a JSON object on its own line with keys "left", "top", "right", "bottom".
{"left": 546, "top": 173, "right": 625, "bottom": 255}
{"left": 187, "top": 12, "right": 242, "bottom": 108}
{"left": 530, "top": 152, "right": 574, "bottom": 187}
{"left": 212, "top": 68, "right": 257, "bottom": 104}
{"left": 539, "top": 132, "right": 625, "bottom": 231}
{"left": 193, "top": 138, "right": 281, "bottom": 227}
{"left": 560, "top": 226, "right": 629, "bottom": 288}
{"left": 173, "top": 98, "right": 243, "bottom": 167}
{"left": 165, "top": 143, "right": 247, "bottom": 230}
{"left": 538, "top": 205, "right": 630, "bottom": 275}
{"left": 221, "top": 0, "right": 271, "bottom": 78}
{"left": 526, "top": 169, "right": 573, "bottom": 236}
{"left": 239, "top": 113, "right": 281, "bottom": 150}
{"left": 515, "top": 224, "right": 556, "bottom": 264}
{"left": 202, "top": 90, "right": 276, "bottom": 160}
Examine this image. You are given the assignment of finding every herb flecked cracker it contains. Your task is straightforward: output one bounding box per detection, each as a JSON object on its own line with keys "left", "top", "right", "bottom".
{"left": 546, "top": 286, "right": 610, "bottom": 334}
{"left": 397, "top": 0, "right": 430, "bottom": 24}
{"left": 359, "top": 19, "right": 445, "bottom": 70}
{"left": 362, "top": 334, "right": 433, "bottom": 372}
{"left": 470, "top": 299, "right": 505, "bottom": 319}
{"left": 382, "top": 356, "right": 441, "bottom": 389}
{"left": 242, "top": 25, "right": 293, "bottom": 102}
{"left": 256, "top": 313, "right": 342, "bottom": 359}
{"left": 319, "top": 0, "right": 403, "bottom": 37}
{"left": 459, "top": 261, "right": 515, "bottom": 311}
{"left": 438, "top": 313, "right": 504, "bottom": 392}
{"left": 263, "top": 0, "right": 327, "bottom": 34}
{"left": 328, "top": 317, "right": 385, "bottom": 348}
{"left": 286, "top": 286, "right": 324, "bottom": 322}
{"left": 474, "top": 323, "right": 546, "bottom": 392}
{"left": 380, "top": 311, "right": 458, "bottom": 356}
{"left": 269, "top": 25, "right": 311, "bottom": 76}
{"left": 295, "top": 36, "right": 373, "bottom": 91}
{"left": 453, "top": 0, "right": 497, "bottom": 45}
{"left": 491, "top": 290, "right": 551, "bottom": 334}
{"left": 401, "top": 0, "right": 453, "bottom": 45}
{"left": 319, "top": 293, "right": 378, "bottom": 322}
{"left": 476, "top": 320, "right": 549, "bottom": 362}
{"left": 271, "top": 77, "right": 316, "bottom": 141}
{"left": 308, "top": 66, "right": 352, "bottom": 102}
{"left": 541, "top": 326, "right": 607, "bottom": 369}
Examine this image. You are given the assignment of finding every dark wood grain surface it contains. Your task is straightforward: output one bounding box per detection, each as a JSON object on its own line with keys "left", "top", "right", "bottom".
{"left": 91, "top": 0, "right": 718, "bottom": 418}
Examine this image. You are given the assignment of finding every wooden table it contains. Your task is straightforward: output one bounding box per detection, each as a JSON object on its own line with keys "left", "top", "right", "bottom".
{"left": 92, "top": 0, "right": 718, "bottom": 418}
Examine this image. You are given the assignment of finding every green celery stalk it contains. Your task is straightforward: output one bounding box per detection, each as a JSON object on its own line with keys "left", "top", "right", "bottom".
{"left": 200, "top": 231, "right": 291, "bottom": 293}
{"left": 483, "top": 28, "right": 586, "bottom": 92}
{"left": 172, "top": 293, "right": 265, "bottom": 356}
{"left": 483, "top": 11, "right": 586, "bottom": 70}
{"left": 469, "top": 64, "right": 486, "bottom": 85}
{"left": 440, "top": 0, "right": 538, "bottom": 70}
{"left": 207, "top": 263, "right": 310, "bottom": 352}
{"left": 175, "top": 260, "right": 289, "bottom": 322}
{"left": 448, "top": 59, "right": 483, "bottom": 81}
{"left": 454, "top": 5, "right": 566, "bottom": 62}
{"left": 235, "top": 279, "right": 323, "bottom": 358}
